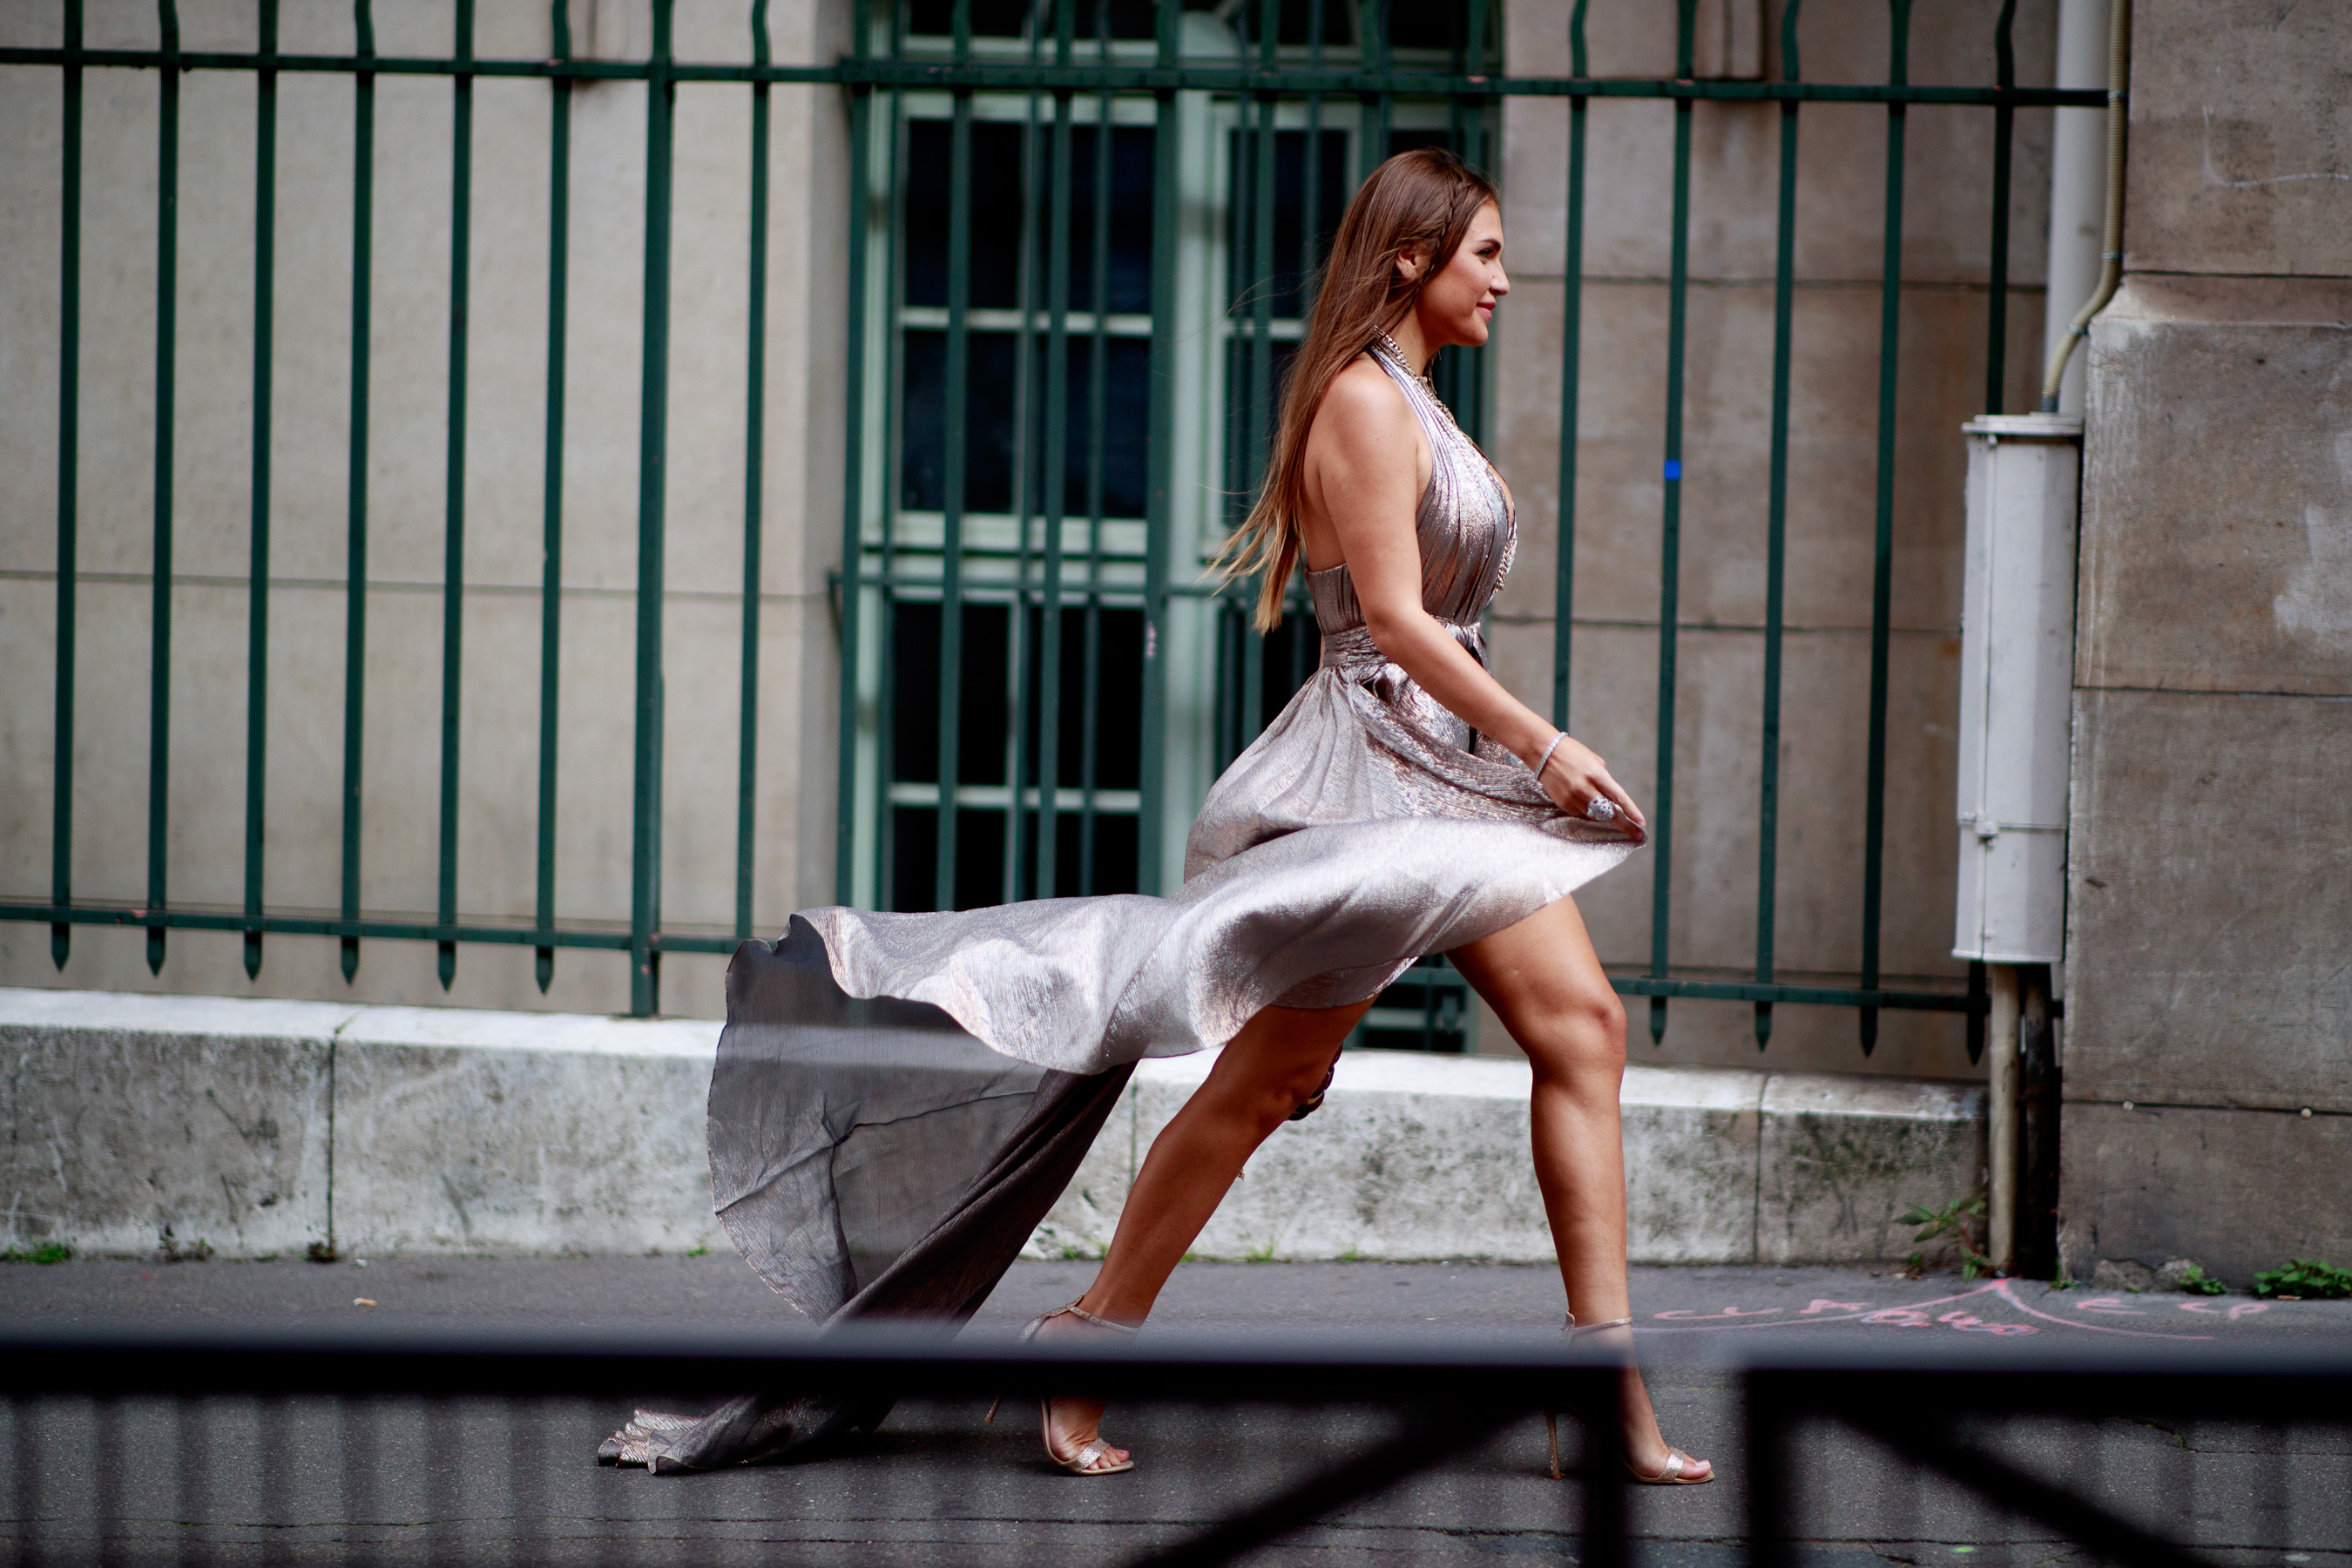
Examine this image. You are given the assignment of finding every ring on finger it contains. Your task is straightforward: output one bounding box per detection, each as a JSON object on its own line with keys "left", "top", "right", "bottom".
{"left": 1584, "top": 796, "right": 1617, "bottom": 824}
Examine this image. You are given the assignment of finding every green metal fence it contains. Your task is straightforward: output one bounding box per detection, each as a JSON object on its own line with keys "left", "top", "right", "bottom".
{"left": 3, "top": 1, "right": 2099, "bottom": 1037}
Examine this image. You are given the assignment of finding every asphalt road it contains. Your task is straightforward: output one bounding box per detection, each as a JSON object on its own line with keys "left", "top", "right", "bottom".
{"left": 3, "top": 1255, "right": 2349, "bottom": 1565}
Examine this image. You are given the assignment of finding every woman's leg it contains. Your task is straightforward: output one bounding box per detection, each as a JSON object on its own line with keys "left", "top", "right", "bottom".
{"left": 1029, "top": 998, "right": 1370, "bottom": 1463}
{"left": 1450, "top": 896, "right": 1711, "bottom": 1481}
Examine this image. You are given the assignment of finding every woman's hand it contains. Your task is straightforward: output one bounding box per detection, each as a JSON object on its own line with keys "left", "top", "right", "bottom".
{"left": 1534, "top": 732, "right": 1647, "bottom": 845}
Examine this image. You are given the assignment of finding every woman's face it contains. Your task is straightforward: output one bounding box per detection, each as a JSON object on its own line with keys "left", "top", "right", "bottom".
{"left": 1406, "top": 201, "right": 1509, "bottom": 349}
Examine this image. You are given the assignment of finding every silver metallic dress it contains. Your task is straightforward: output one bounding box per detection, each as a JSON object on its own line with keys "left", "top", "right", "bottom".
{"left": 603, "top": 340, "right": 1637, "bottom": 1472}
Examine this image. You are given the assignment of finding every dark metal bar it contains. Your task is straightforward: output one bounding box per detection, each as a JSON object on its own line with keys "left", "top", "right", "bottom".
{"left": 1299, "top": 0, "right": 1324, "bottom": 321}
{"left": 1134, "top": 0, "right": 1179, "bottom": 896}
{"left": 1078, "top": 0, "right": 1112, "bottom": 895}
{"left": 1240, "top": 0, "right": 1277, "bottom": 746}
{"left": 340, "top": 0, "right": 375, "bottom": 984}
{"left": 932, "top": 0, "right": 976, "bottom": 913}
{"left": 1002, "top": 13, "right": 1045, "bottom": 903}
{"left": 51, "top": 0, "right": 82, "bottom": 971}
{"left": 1755, "top": 0, "right": 1803, "bottom": 1050}
{"left": 1860, "top": 0, "right": 1915, "bottom": 1055}
{"left": 243, "top": 0, "right": 280, "bottom": 983}
{"left": 631, "top": 0, "right": 678, "bottom": 1010}
{"left": 535, "top": 0, "right": 572, "bottom": 992}
{"left": 1984, "top": 0, "right": 2017, "bottom": 414}
{"left": 145, "top": 0, "right": 181, "bottom": 978}
{"left": 1743, "top": 1386, "right": 1795, "bottom": 1568}
{"left": 1646, "top": 0, "right": 1700, "bottom": 1045}
{"left": 0, "top": 42, "right": 2111, "bottom": 105}
{"left": 833, "top": 0, "right": 875, "bottom": 908}
{"left": 737, "top": 0, "right": 774, "bottom": 941}
{"left": 436, "top": 0, "right": 475, "bottom": 992}
{"left": 1036, "top": 0, "right": 1074, "bottom": 899}
{"left": 874, "top": 77, "right": 909, "bottom": 909}
{"left": 1551, "top": 0, "right": 1589, "bottom": 732}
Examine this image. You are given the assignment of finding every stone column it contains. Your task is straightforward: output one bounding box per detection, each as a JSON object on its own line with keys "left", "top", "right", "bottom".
{"left": 2060, "top": 1, "right": 2352, "bottom": 1285}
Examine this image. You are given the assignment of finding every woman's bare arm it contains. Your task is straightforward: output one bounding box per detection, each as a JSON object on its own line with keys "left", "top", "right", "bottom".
{"left": 1299, "top": 360, "right": 1645, "bottom": 836}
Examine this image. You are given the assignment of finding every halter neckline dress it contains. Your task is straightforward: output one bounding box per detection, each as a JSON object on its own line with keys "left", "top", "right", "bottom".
{"left": 605, "top": 338, "right": 1639, "bottom": 1472}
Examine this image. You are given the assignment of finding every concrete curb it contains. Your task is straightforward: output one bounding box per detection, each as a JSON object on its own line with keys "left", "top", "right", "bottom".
{"left": 2, "top": 988, "right": 1983, "bottom": 1266}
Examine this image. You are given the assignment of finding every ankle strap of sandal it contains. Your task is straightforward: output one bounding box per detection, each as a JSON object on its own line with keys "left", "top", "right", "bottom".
{"left": 1054, "top": 1301, "right": 1141, "bottom": 1335}
{"left": 1565, "top": 1315, "right": 1635, "bottom": 1336}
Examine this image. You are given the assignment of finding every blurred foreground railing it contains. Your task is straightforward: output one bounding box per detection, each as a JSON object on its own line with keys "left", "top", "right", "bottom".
{"left": 1, "top": 1326, "right": 2347, "bottom": 1566}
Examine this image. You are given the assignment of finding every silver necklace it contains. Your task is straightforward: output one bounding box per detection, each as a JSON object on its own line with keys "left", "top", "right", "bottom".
{"left": 1375, "top": 331, "right": 1434, "bottom": 388}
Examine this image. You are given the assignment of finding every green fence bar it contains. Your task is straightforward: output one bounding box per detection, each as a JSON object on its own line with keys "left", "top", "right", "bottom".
{"left": 1984, "top": 0, "right": 2016, "bottom": 414}
{"left": 630, "top": 0, "right": 677, "bottom": 1012}
{"left": 1551, "top": 0, "right": 1589, "bottom": 733}
{"left": 436, "top": 0, "right": 474, "bottom": 991}
{"left": 242, "top": 0, "right": 278, "bottom": 982}
{"left": 51, "top": 0, "right": 83, "bottom": 971}
{"left": 1001, "top": 35, "right": 1044, "bottom": 905}
{"left": 872, "top": 79, "right": 907, "bottom": 909}
{"left": 1135, "top": 0, "right": 1179, "bottom": 896}
{"left": 339, "top": 0, "right": 374, "bottom": 984}
{"left": 1754, "top": 0, "right": 1803, "bottom": 1050}
{"left": 832, "top": 0, "right": 873, "bottom": 908}
{"left": 735, "top": 0, "right": 773, "bottom": 941}
{"left": 929, "top": 0, "right": 976, "bottom": 914}
{"left": 145, "top": 0, "right": 179, "bottom": 977}
{"left": 1078, "top": 9, "right": 1112, "bottom": 896}
{"left": 1644, "top": 0, "right": 1700, "bottom": 1045}
{"left": 533, "top": 0, "right": 571, "bottom": 990}
{"left": 1035, "top": 0, "right": 1073, "bottom": 900}
{"left": 1859, "top": 0, "right": 1916, "bottom": 1054}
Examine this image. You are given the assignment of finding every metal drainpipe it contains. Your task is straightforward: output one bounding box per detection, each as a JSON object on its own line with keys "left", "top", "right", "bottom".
{"left": 2039, "top": 0, "right": 2131, "bottom": 413}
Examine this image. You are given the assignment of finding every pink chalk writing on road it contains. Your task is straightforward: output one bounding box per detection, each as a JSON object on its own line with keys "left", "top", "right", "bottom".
{"left": 1633, "top": 1280, "right": 2226, "bottom": 1341}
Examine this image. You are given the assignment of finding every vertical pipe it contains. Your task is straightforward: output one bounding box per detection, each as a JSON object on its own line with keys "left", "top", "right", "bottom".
{"left": 436, "top": 0, "right": 476, "bottom": 991}
{"left": 341, "top": 0, "right": 375, "bottom": 983}
{"left": 1136, "top": 0, "right": 1179, "bottom": 894}
{"left": 1646, "top": 0, "right": 1700, "bottom": 1045}
{"left": 1984, "top": 0, "right": 2016, "bottom": 415}
{"left": 243, "top": 0, "right": 280, "bottom": 982}
{"left": 631, "top": 0, "right": 677, "bottom": 1011}
{"left": 737, "top": 0, "right": 774, "bottom": 940}
{"left": 1985, "top": 961, "right": 2020, "bottom": 1271}
{"left": 1037, "top": 0, "right": 1073, "bottom": 899}
{"left": 146, "top": 0, "right": 181, "bottom": 978}
{"left": 934, "top": 0, "right": 975, "bottom": 912}
{"left": 1754, "top": 0, "right": 1804, "bottom": 1050}
{"left": 1078, "top": 0, "right": 1112, "bottom": 895}
{"left": 1859, "top": 0, "right": 1914, "bottom": 1055}
{"left": 1551, "top": 0, "right": 1589, "bottom": 733}
{"left": 834, "top": 0, "right": 875, "bottom": 907}
{"left": 535, "top": 0, "right": 572, "bottom": 991}
{"left": 51, "top": 0, "right": 83, "bottom": 970}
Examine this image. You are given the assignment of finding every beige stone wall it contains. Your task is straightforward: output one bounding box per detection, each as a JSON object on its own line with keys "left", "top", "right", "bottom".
{"left": 1483, "top": 0, "right": 2059, "bottom": 1079}
{"left": 2059, "top": 2, "right": 2352, "bottom": 1283}
{"left": 0, "top": 0, "right": 848, "bottom": 1018}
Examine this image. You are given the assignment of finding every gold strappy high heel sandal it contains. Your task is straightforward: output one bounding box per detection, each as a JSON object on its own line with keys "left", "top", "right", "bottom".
{"left": 1544, "top": 1314, "right": 1713, "bottom": 1484}
{"left": 989, "top": 1301, "right": 1139, "bottom": 1476}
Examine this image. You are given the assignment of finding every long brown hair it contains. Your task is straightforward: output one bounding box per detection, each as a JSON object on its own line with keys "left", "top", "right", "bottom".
{"left": 1215, "top": 146, "right": 1500, "bottom": 631}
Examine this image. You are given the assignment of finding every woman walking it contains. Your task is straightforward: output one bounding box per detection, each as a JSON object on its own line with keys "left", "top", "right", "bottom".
{"left": 605, "top": 146, "right": 1709, "bottom": 1488}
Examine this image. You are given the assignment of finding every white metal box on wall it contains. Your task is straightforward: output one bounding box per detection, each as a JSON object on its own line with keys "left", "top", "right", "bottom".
{"left": 1954, "top": 415, "right": 2082, "bottom": 963}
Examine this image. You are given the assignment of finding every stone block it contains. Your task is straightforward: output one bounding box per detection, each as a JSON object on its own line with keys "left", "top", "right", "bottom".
{"left": 328, "top": 1006, "right": 726, "bottom": 1257}
{"left": 2078, "top": 279, "right": 2352, "bottom": 697}
{"left": 0, "top": 988, "right": 339, "bottom": 1257}
{"left": 1757, "top": 1072, "right": 1987, "bottom": 1264}
{"left": 2121, "top": 0, "right": 2352, "bottom": 279}
{"left": 1040, "top": 1051, "right": 1977, "bottom": 1267}
{"left": 2059, "top": 1101, "right": 2352, "bottom": 1288}
{"left": 2065, "top": 686, "right": 2352, "bottom": 1113}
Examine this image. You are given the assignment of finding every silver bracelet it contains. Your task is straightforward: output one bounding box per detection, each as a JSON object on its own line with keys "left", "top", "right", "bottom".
{"left": 1532, "top": 731, "right": 1568, "bottom": 782}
